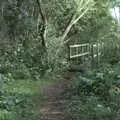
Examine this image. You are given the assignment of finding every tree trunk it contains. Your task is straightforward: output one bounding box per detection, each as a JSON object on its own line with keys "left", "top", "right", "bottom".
{"left": 36, "top": 0, "right": 49, "bottom": 71}
{"left": 36, "top": 0, "right": 47, "bottom": 50}
{"left": 62, "top": 3, "right": 93, "bottom": 42}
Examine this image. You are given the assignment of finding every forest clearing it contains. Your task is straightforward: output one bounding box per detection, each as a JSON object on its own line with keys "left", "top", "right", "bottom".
{"left": 0, "top": 0, "right": 120, "bottom": 120}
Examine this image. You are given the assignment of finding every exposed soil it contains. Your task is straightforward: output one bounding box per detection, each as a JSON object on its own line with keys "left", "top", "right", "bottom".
{"left": 37, "top": 72, "right": 74, "bottom": 120}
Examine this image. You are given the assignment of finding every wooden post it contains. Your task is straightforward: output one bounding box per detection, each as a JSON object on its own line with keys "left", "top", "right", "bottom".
{"left": 83, "top": 46, "right": 85, "bottom": 64}
{"left": 76, "top": 47, "right": 79, "bottom": 64}
{"left": 68, "top": 45, "right": 70, "bottom": 62}
{"left": 91, "top": 43, "right": 94, "bottom": 68}
{"left": 97, "top": 42, "right": 100, "bottom": 67}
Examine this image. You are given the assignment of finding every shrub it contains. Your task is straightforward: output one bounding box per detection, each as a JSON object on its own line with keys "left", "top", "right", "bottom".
{"left": 0, "top": 76, "right": 41, "bottom": 120}
{"left": 66, "top": 67, "right": 120, "bottom": 120}
{"left": 66, "top": 96, "right": 112, "bottom": 120}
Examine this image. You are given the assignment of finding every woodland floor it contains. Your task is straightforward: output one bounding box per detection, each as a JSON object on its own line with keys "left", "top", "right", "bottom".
{"left": 37, "top": 72, "right": 74, "bottom": 120}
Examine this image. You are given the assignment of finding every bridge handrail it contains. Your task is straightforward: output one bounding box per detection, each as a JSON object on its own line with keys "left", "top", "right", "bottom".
{"left": 69, "top": 43, "right": 89, "bottom": 48}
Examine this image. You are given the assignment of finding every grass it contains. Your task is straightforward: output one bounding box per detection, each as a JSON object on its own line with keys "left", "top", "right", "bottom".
{"left": 0, "top": 78, "right": 57, "bottom": 120}
{"left": 6, "top": 79, "right": 56, "bottom": 95}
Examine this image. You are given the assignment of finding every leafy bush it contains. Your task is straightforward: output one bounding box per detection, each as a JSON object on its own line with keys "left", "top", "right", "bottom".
{"left": 66, "top": 96, "right": 112, "bottom": 120}
{"left": 66, "top": 67, "right": 120, "bottom": 120}
{"left": 11, "top": 64, "right": 31, "bottom": 79}
{"left": 47, "top": 37, "right": 69, "bottom": 72}
{"left": 0, "top": 76, "right": 41, "bottom": 120}
{"left": 0, "top": 110, "right": 15, "bottom": 120}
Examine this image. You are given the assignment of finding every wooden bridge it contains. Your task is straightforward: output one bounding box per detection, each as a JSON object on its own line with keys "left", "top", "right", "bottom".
{"left": 69, "top": 42, "right": 104, "bottom": 67}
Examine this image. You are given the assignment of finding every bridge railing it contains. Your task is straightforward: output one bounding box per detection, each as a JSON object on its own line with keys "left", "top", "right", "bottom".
{"left": 69, "top": 42, "right": 104, "bottom": 66}
{"left": 69, "top": 43, "right": 90, "bottom": 59}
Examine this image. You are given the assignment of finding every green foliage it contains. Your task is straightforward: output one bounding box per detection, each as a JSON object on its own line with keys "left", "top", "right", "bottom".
{"left": 0, "top": 110, "right": 15, "bottom": 120}
{"left": 0, "top": 0, "right": 119, "bottom": 76}
{"left": 0, "top": 76, "right": 56, "bottom": 120}
{"left": 0, "top": 93, "right": 40, "bottom": 120}
{"left": 66, "top": 66, "right": 120, "bottom": 120}
{"left": 0, "top": 77, "right": 45, "bottom": 120}
{"left": 66, "top": 96, "right": 112, "bottom": 120}
{"left": 47, "top": 37, "right": 69, "bottom": 72}
{"left": 0, "top": 0, "right": 120, "bottom": 119}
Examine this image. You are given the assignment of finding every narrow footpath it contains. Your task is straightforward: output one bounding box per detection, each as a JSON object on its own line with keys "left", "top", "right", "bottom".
{"left": 38, "top": 72, "right": 74, "bottom": 120}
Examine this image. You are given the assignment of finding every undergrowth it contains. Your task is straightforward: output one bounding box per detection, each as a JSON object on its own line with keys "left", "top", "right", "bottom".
{"left": 65, "top": 65, "right": 120, "bottom": 120}
{"left": 0, "top": 76, "right": 54, "bottom": 120}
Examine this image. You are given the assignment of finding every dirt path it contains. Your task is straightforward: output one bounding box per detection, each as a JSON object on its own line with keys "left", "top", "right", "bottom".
{"left": 38, "top": 73, "right": 74, "bottom": 120}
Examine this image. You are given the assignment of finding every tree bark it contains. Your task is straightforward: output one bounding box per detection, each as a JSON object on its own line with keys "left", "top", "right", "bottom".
{"left": 36, "top": 0, "right": 48, "bottom": 71}
{"left": 36, "top": 0, "right": 47, "bottom": 49}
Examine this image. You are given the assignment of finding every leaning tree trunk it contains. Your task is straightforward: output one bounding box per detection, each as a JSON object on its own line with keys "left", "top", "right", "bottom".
{"left": 62, "top": 0, "right": 94, "bottom": 43}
